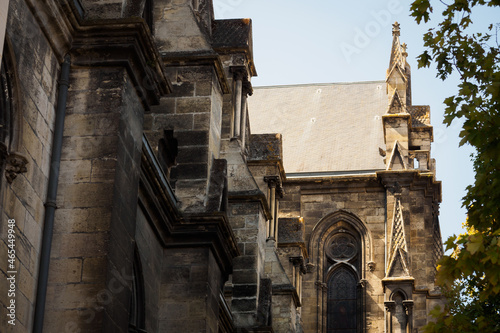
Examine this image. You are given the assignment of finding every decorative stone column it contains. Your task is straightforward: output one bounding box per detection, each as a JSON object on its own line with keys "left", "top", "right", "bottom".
{"left": 264, "top": 175, "right": 283, "bottom": 241}
{"left": 385, "top": 301, "right": 396, "bottom": 333}
{"left": 403, "top": 300, "right": 414, "bottom": 333}
{"left": 231, "top": 67, "right": 246, "bottom": 138}
{"left": 240, "top": 80, "right": 253, "bottom": 150}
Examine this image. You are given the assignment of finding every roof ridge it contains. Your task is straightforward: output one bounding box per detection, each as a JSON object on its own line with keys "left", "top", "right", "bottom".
{"left": 253, "top": 80, "right": 385, "bottom": 89}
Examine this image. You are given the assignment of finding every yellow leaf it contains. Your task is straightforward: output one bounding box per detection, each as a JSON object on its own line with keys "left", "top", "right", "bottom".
{"left": 467, "top": 240, "right": 482, "bottom": 254}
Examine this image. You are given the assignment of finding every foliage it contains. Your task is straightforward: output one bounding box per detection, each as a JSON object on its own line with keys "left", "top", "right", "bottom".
{"left": 410, "top": 0, "right": 500, "bottom": 331}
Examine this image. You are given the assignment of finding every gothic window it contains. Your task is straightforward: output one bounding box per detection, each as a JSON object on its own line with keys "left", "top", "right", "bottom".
{"left": 326, "top": 231, "right": 362, "bottom": 332}
{"left": 327, "top": 267, "right": 358, "bottom": 333}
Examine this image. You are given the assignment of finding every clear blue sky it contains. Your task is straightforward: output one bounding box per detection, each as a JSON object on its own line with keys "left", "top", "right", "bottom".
{"left": 213, "top": 1, "right": 497, "bottom": 241}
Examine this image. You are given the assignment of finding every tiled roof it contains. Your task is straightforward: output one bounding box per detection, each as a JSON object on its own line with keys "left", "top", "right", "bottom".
{"left": 212, "top": 19, "right": 252, "bottom": 51}
{"left": 409, "top": 105, "right": 430, "bottom": 127}
{"left": 248, "top": 81, "right": 388, "bottom": 174}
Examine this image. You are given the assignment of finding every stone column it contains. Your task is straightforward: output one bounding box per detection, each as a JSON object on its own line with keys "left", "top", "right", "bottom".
{"left": 290, "top": 257, "right": 305, "bottom": 303}
{"left": 240, "top": 80, "right": 253, "bottom": 150}
{"left": 231, "top": 67, "right": 246, "bottom": 138}
{"left": 403, "top": 300, "right": 414, "bottom": 333}
{"left": 264, "top": 176, "right": 281, "bottom": 240}
{"left": 385, "top": 301, "right": 396, "bottom": 333}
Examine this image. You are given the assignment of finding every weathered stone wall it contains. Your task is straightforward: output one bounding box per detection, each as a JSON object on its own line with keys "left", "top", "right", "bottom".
{"left": 160, "top": 247, "right": 223, "bottom": 332}
{"left": 135, "top": 207, "right": 162, "bottom": 333}
{"left": 145, "top": 64, "right": 224, "bottom": 212}
{"left": 227, "top": 200, "right": 268, "bottom": 327}
{"left": 279, "top": 173, "right": 441, "bottom": 333}
{"left": 44, "top": 66, "right": 145, "bottom": 331}
{"left": 0, "top": 0, "right": 60, "bottom": 330}
{"left": 153, "top": 0, "right": 212, "bottom": 53}
{"left": 285, "top": 178, "right": 385, "bottom": 333}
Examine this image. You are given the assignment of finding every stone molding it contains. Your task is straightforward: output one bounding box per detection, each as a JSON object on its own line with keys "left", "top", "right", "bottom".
{"left": 23, "top": 0, "right": 170, "bottom": 110}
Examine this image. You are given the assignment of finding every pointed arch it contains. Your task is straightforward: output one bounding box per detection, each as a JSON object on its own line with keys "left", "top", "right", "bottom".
{"left": 0, "top": 35, "right": 27, "bottom": 187}
{"left": 308, "top": 210, "right": 371, "bottom": 332}
{"left": 389, "top": 290, "right": 410, "bottom": 333}
{"left": 326, "top": 265, "right": 360, "bottom": 332}
{"left": 309, "top": 209, "right": 373, "bottom": 277}
{"left": 1, "top": 36, "right": 23, "bottom": 152}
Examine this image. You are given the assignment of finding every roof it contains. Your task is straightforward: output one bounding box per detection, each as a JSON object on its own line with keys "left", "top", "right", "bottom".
{"left": 247, "top": 81, "right": 388, "bottom": 174}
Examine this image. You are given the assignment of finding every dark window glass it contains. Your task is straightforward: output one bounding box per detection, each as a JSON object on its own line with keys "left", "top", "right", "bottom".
{"left": 327, "top": 267, "right": 358, "bottom": 332}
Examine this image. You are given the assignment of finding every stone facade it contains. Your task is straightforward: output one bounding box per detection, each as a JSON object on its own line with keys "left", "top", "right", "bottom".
{"left": 0, "top": 2, "right": 443, "bottom": 333}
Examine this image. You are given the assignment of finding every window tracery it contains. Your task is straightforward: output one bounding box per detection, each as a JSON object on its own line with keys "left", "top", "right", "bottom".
{"left": 326, "top": 229, "right": 362, "bottom": 333}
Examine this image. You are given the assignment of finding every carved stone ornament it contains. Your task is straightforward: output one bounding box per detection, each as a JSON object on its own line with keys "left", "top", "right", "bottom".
{"left": 384, "top": 300, "right": 396, "bottom": 312}
{"left": 367, "top": 261, "right": 376, "bottom": 272}
{"left": 388, "top": 181, "right": 402, "bottom": 196}
{"left": 306, "top": 262, "right": 315, "bottom": 273}
{"left": 5, "top": 151, "right": 28, "bottom": 183}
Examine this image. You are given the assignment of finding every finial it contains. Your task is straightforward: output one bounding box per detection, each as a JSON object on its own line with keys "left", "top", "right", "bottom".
{"left": 401, "top": 43, "right": 408, "bottom": 57}
{"left": 392, "top": 22, "right": 400, "bottom": 36}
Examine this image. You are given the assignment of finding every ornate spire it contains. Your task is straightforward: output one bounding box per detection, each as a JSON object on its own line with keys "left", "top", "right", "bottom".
{"left": 392, "top": 21, "right": 400, "bottom": 36}
{"left": 386, "top": 22, "right": 410, "bottom": 113}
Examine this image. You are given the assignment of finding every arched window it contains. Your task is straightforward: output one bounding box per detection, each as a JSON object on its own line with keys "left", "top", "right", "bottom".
{"left": 326, "top": 232, "right": 361, "bottom": 332}
{"left": 309, "top": 211, "right": 372, "bottom": 333}
{"left": 327, "top": 266, "right": 358, "bottom": 332}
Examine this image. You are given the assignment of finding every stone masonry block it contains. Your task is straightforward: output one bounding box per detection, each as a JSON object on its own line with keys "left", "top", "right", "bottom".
{"left": 152, "top": 113, "right": 194, "bottom": 131}
{"left": 50, "top": 232, "right": 109, "bottom": 258}
{"left": 278, "top": 217, "right": 305, "bottom": 244}
{"left": 232, "top": 298, "right": 257, "bottom": 313}
{"left": 61, "top": 136, "right": 119, "bottom": 160}
{"left": 47, "top": 258, "right": 83, "bottom": 284}
{"left": 176, "top": 97, "right": 211, "bottom": 114}
{"left": 54, "top": 208, "right": 112, "bottom": 234}
{"left": 58, "top": 159, "right": 92, "bottom": 183}
{"left": 175, "top": 130, "right": 209, "bottom": 146}
{"left": 57, "top": 183, "right": 114, "bottom": 209}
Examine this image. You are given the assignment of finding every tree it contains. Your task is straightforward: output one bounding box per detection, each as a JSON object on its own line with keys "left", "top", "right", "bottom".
{"left": 410, "top": 0, "right": 500, "bottom": 331}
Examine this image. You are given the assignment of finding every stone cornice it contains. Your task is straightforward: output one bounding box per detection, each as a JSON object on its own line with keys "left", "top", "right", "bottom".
{"left": 228, "top": 189, "right": 272, "bottom": 221}
{"left": 377, "top": 170, "right": 442, "bottom": 202}
{"left": 23, "top": 0, "right": 171, "bottom": 109}
{"left": 247, "top": 160, "right": 286, "bottom": 184}
{"left": 160, "top": 51, "right": 230, "bottom": 94}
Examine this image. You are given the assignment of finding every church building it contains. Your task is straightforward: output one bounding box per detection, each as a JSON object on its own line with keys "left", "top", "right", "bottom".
{"left": 0, "top": 0, "right": 444, "bottom": 332}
